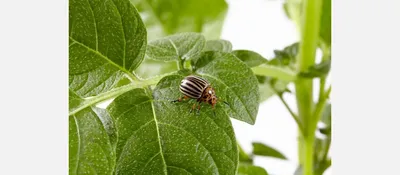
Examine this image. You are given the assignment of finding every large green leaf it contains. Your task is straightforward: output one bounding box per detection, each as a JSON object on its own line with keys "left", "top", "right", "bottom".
{"left": 69, "top": 107, "right": 116, "bottom": 175}
{"left": 252, "top": 142, "right": 287, "bottom": 160}
{"left": 131, "top": 0, "right": 228, "bottom": 40}
{"left": 107, "top": 76, "right": 238, "bottom": 174}
{"left": 69, "top": 0, "right": 146, "bottom": 97}
{"left": 192, "top": 51, "right": 260, "bottom": 125}
{"left": 146, "top": 32, "right": 205, "bottom": 62}
{"left": 238, "top": 164, "right": 268, "bottom": 175}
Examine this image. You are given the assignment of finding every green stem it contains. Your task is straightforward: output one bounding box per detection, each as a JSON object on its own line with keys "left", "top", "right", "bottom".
{"left": 69, "top": 75, "right": 165, "bottom": 116}
{"left": 252, "top": 65, "right": 297, "bottom": 81}
{"left": 295, "top": 0, "right": 323, "bottom": 174}
{"left": 304, "top": 135, "right": 315, "bottom": 175}
{"left": 275, "top": 92, "right": 305, "bottom": 136}
{"left": 177, "top": 58, "right": 185, "bottom": 70}
{"left": 311, "top": 86, "right": 331, "bottom": 132}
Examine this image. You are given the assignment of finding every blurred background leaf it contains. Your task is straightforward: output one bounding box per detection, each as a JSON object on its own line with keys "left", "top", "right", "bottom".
{"left": 238, "top": 144, "right": 253, "bottom": 163}
{"left": 238, "top": 163, "right": 269, "bottom": 175}
{"left": 131, "top": 0, "right": 228, "bottom": 41}
{"left": 252, "top": 142, "right": 287, "bottom": 160}
{"left": 299, "top": 60, "right": 331, "bottom": 78}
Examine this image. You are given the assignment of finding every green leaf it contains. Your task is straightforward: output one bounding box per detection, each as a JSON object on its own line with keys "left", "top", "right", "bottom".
{"left": 238, "top": 144, "right": 253, "bottom": 163}
{"left": 192, "top": 51, "right": 260, "bottom": 125}
{"left": 204, "top": 40, "right": 232, "bottom": 52}
{"left": 238, "top": 164, "right": 268, "bottom": 175}
{"left": 131, "top": 0, "right": 228, "bottom": 40}
{"left": 232, "top": 50, "right": 268, "bottom": 68}
{"left": 146, "top": 32, "right": 206, "bottom": 62}
{"left": 107, "top": 76, "right": 238, "bottom": 174}
{"left": 320, "top": 0, "right": 331, "bottom": 45}
{"left": 92, "top": 107, "right": 118, "bottom": 149}
{"left": 299, "top": 60, "right": 331, "bottom": 78}
{"left": 69, "top": 107, "right": 116, "bottom": 175}
{"left": 69, "top": 0, "right": 146, "bottom": 97}
{"left": 271, "top": 42, "right": 299, "bottom": 67}
{"left": 69, "top": 89, "right": 85, "bottom": 113}
{"left": 252, "top": 142, "right": 287, "bottom": 160}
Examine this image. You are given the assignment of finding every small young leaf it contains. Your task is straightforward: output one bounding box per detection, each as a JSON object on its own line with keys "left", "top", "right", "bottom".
{"left": 299, "top": 60, "right": 331, "bottom": 78}
{"left": 238, "top": 164, "right": 269, "bottom": 175}
{"left": 131, "top": 0, "right": 228, "bottom": 40}
{"left": 107, "top": 78, "right": 238, "bottom": 174}
{"left": 146, "top": 32, "right": 206, "bottom": 62}
{"left": 232, "top": 50, "right": 268, "bottom": 67}
{"left": 256, "top": 43, "right": 299, "bottom": 103}
{"left": 252, "top": 142, "right": 287, "bottom": 160}
{"left": 69, "top": 0, "right": 146, "bottom": 97}
{"left": 272, "top": 42, "right": 299, "bottom": 66}
{"left": 192, "top": 51, "right": 260, "bottom": 125}
{"left": 204, "top": 39, "right": 233, "bottom": 52}
{"left": 69, "top": 107, "right": 116, "bottom": 175}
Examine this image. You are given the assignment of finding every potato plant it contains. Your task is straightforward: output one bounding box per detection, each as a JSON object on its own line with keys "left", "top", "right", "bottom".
{"left": 69, "top": 0, "right": 331, "bottom": 175}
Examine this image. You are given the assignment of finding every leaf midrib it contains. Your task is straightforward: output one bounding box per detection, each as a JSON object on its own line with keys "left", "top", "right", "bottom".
{"left": 149, "top": 96, "right": 168, "bottom": 174}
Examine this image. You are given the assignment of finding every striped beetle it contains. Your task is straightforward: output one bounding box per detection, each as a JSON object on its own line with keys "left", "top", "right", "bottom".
{"left": 172, "top": 75, "right": 229, "bottom": 115}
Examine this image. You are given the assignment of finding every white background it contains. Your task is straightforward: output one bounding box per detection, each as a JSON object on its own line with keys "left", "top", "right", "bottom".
{"left": 222, "top": 0, "right": 331, "bottom": 174}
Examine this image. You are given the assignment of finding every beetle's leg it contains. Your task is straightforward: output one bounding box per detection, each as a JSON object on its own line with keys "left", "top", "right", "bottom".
{"left": 172, "top": 95, "right": 189, "bottom": 103}
{"left": 196, "top": 103, "right": 201, "bottom": 115}
{"left": 189, "top": 103, "right": 196, "bottom": 113}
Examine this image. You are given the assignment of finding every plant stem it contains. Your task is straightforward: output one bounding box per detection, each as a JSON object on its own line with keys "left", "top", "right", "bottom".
{"left": 304, "top": 134, "right": 315, "bottom": 175}
{"left": 295, "top": 0, "right": 323, "bottom": 174}
{"left": 275, "top": 92, "right": 304, "bottom": 136}
{"left": 252, "top": 65, "right": 297, "bottom": 82}
{"left": 311, "top": 85, "right": 331, "bottom": 132}
{"left": 69, "top": 75, "right": 165, "bottom": 116}
{"left": 177, "top": 58, "right": 185, "bottom": 70}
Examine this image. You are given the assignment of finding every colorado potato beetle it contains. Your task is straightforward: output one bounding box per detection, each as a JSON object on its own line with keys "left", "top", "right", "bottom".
{"left": 172, "top": 75, "right": 229, "bottom": 115}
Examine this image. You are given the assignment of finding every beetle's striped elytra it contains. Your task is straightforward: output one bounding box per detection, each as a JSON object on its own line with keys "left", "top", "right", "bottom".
{"left": 172, "top": 75, "right": 229, "bottom": 115}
